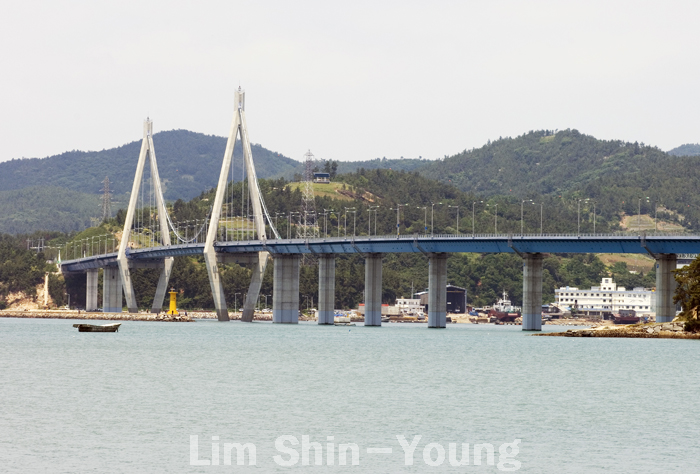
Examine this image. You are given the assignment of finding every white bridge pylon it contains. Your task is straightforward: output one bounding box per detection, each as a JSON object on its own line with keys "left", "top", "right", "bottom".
{"left": 204, "top": 87, "right": 280, "bottom": 321}
{"left": 117, "top": 119, "right": 174, "bottom": 313}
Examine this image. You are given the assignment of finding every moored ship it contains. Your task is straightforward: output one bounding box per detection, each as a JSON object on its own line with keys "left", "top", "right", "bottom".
{"left": 487, "top": 290, "right": 521, "bottom": 322}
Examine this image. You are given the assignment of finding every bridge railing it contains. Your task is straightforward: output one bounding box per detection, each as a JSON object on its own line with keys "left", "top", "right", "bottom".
{"left": 289, "top": 230, "right": 700, "bottom": 242}
{"left": 59, "top": 234, "right": 119, "bottom": 261}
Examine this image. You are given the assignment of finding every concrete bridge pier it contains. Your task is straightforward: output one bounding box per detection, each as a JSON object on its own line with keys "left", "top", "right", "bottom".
{"left": 103, "top": 266, "right": 123, "bottom": 313}
{"left": 86, "top": 269, "right": 99, "bottom": 311}
{"left": 318, "top": 255, "right": 336, "bottom": 325}
{"left": 151, "top": 258, "right": 174, "bottom": 313}
{"left": 241, "top": 252, "right": 269, "bottom": 322}
{"left": 203, "top": 247, "right": 229, "bottom": 321}
{"left": 273, "top": 255, "right": 300, "bottom": 323}
{"left": 428, "top": 253, "right": 448, "bottom": 328}
{"left": 364, "top": 253, "right": 383, "bottom": 326}
{"left": 656, "top": 254, "right": 677, "bottom": 323}
{"left": 522, "top": 253, "right": 543, "bottom": 331}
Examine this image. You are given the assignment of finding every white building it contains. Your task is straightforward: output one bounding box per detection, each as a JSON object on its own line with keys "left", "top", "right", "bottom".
{"left": 554, "top": 278, "right": 656, "bottom": 316}
{"left": 396, "top": 298, "right": 423, "bottom": 314}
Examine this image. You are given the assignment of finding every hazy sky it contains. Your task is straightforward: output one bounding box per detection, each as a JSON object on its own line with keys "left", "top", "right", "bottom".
{"left": 2, "top": 0, "right": 699, "bottom": 163}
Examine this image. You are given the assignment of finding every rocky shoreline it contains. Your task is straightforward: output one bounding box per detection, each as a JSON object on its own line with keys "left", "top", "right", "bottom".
{"left": 535, "top": 321, "right": 700, "bottom": 339}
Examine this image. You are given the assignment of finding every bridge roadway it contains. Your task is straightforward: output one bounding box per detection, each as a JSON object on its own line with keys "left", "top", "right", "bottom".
{"left": 60, "top": 232, "right": 697, "bottom": 329}
{"left": 60, "top": 233, "right": 700, "bottom": 272}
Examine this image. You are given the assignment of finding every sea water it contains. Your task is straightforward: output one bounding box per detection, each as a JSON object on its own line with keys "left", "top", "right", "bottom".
{"left": 1, "top": 318, "right": 698, "bottom": 473}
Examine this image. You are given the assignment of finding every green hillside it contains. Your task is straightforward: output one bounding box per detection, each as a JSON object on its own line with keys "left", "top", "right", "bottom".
{"left": 0, "top": 187, "right": 121, "bottom": 234}
{"left": 0, "top": 130, "right": 299, "bottom": 201}
{"left": 0, "top": 130, "right": 299, "bottom": 234}
{"left": 419, "top": 129, "right": 700, "bottom": 231}
{"left": 668, "top": 143, "right": 700, "bottom": 156}
{"left": 4, "top": 127, "right": 700, "bottom": 235}
{"left": 420, "top": 129, "right": 659, "bottom": 196}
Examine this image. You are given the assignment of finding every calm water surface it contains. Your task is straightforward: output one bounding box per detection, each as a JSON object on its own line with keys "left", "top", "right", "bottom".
{"left": 1, "top": 318, "right": 698, "bottom": 473}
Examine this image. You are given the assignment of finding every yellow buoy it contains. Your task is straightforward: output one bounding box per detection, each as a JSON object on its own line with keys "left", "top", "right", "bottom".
{"left": 166, "top": 288, "right": 179, "bottom": 315}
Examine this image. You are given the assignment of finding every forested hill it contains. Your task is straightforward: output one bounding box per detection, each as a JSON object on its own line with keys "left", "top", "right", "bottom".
{"left": 668, "top": 143, "right": 700, "bottom": 156}
{"left": 273, "top": 157, "right": 430, "bottom": 180}
{"left": 420, "top": 129, "right": 668, "bottom": 196}
{"left": 0, "top": 187, "right": 108, "bottom": 234}
{"left": 419, "top": 129, "right": 700, "bottom": 231}
{"left": 0, "top": 130, "right": 299, "bottom": 201}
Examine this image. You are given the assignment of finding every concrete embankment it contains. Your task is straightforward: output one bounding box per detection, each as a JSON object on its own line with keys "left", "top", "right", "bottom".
{"left": 535, "top": 321, "right": 700, "bottom": 339}
{"left": 0, "top": 309, "right": 193, "bottom": 322}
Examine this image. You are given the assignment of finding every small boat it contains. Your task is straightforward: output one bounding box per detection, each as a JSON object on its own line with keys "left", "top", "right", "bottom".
{"left": 73, "top": 323, "right": 121, "bottom": 332}
{"left": 614, "top": 310, "right": 640, "bottom": 325}
{"left": 613, "top": 315, "right": 640, "bottom": 325}
{"left": 334, "top": 316, "right": 356, "bottom": 326}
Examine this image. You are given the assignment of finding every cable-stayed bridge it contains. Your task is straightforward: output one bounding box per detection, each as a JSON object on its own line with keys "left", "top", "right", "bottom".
{"left": 59, "top": 89, "right": 700, "bottom": 329}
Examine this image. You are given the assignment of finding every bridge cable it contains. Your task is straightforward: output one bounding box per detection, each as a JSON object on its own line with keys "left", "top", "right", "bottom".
{"left": 239, "top": 123, "right": 280, "bottom": 240}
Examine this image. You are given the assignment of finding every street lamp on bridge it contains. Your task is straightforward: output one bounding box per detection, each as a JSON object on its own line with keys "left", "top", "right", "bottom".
{"left": 521, "top": 199, "right": 533, "bottom": 235}
{"left": 288, "top": 211, "right": 300, "bottom": 239}
{"left": 274, "top": 212, "right": 282, "bottom": 238}
{"left": 368, "top": 206, "right": 379, "bottom": 236}
{"left": 592, "top": 200, "right": 596, "bottom": 234}
{"left": 472, "top": 201, "right": 483, "bottom": 236}
{"left": 350, "top": 209, "right": 357, "bottom": 237}
{"left": 448, "top": 205, "right": 460, "bottom": 234}
{"left": 390, "top": 204, "right": 408, "bottom": 236}
{"left": 344, "top": 207, "right": 356, "bottom": 237}
{"left": 577, "top": 199, "right": 589, "bottom": 236}
{"left": 431, "top": 202, "right": 442, "bottom": 236}
{"left": 654, "top": 199, "right": 660, "bottom": 234}
{"left": 486, "top": 203, "right": 498, "bottom": 234}
{"left": 322, "top": 208, "right": 333, "bottom": 237}
{"left": 417, "top": 206, "right": 427, "bottom": 235}
{"left": 638, "top": 197, "right": 649, "bottom": 234}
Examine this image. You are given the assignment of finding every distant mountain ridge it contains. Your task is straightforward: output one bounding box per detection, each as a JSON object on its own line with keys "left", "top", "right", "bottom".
{"left": 419, "top": 129, "right": 665, "bottom": 196}
{"left": 4, "top": 127, "right": 700, "bottom": 235}
{"left": 668, "top": 143, "right": 700, "bottom": 156}
{"left": 0, "top": 186, "right": 108, "bottom": 234}
{"left": 0, "top": 130, "right": 300, "bottom": 234}
{"left": 0, "top": 130, "right": 300, "bottom": 201}
{"left": 417, "top": 129, "right": 700, "bottom": 231}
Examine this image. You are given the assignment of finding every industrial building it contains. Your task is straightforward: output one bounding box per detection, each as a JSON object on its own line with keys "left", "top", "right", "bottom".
{"left": 416, "top": 284, "right": 467, "bottom": 313}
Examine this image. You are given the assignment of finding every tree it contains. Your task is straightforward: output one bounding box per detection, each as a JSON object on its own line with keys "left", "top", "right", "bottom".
{"left": 674, "top": 256, "right": 700, "bottom": 320}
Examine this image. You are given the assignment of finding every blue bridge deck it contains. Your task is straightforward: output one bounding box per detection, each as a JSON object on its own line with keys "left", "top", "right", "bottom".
{"left": 60, "top": 233, "right": 700, "bottom": 272}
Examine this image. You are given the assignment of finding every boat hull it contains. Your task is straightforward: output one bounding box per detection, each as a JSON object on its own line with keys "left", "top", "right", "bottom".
{"left": 73, "top": 323, "right": 121, "bottom": 332}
